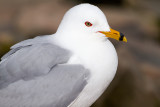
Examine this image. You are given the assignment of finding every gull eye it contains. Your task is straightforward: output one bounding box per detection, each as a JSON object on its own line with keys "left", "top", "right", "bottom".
{"left": 85, "top": 21, "right": 92, "bottom": 27}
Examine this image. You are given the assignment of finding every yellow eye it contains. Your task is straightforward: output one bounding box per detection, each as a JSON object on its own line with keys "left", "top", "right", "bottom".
{"left": 85, "top": 21, "right": 92, "bottom": 27}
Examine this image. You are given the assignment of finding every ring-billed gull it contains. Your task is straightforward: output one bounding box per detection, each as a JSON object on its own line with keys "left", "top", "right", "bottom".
{"left": 0, "top": 3, "right": 127, "bottom": 107}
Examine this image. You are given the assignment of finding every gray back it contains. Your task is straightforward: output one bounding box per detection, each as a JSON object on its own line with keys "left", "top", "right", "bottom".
{"left": 0, "top": 36, "right": 90, "bottom": 107}
{"left": 0, "top": 36, "right": 70, "bottom": 88}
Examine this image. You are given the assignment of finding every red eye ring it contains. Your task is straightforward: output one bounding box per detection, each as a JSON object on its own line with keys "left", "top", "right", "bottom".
{"left": 85, "top": 21, "right": 92, "bottom": 27}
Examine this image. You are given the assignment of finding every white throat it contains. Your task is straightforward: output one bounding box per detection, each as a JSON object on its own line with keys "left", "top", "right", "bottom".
{"left": 53, "top": 33, "right": 118, "bottom": 107}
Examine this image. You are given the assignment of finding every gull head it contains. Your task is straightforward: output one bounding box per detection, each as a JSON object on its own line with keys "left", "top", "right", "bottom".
{"left": 56, "top": 3, "right": 127, "bottom": 43}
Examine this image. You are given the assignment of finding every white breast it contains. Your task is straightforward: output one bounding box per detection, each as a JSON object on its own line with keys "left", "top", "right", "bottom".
{"left": 68, "top": 40, "right": 118, "bottom": 107}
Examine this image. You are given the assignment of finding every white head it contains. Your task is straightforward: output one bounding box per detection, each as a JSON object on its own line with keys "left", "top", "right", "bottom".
{"left": 55, "top": 4, "right": 127, "bottom": 48}
{"left": 57, "top": 4, "right": 110, "bottom": 36}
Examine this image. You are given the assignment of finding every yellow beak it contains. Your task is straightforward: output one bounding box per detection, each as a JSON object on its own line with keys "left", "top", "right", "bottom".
{"left": 99, "top": 28, "right": 127, "bottom": 42}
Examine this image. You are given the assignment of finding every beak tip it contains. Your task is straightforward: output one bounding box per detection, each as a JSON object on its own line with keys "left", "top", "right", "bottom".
{"left": 120, "top": 32, "right": 127, "bottom": 42}
{"left": 123, "top": 37, "right": 127, "bottom": 42}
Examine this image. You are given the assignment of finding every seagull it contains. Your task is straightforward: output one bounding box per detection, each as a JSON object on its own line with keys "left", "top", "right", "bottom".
{"left": 0, "top": 3, "right": 127, "bottom": 107}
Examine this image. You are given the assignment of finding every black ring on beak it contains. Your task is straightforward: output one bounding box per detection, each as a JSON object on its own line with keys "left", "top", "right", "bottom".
{"left": 119, "top": 32, "right": 124, "bottom": 41}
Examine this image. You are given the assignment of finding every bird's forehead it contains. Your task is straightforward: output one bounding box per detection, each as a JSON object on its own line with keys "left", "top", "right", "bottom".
{"left": 67, "top": 4, "right": 106, "bottom": 21}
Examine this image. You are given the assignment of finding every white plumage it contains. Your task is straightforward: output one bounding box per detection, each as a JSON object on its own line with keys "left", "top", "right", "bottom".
{"left": 0, "top": 3, "right": 126, "bottom": 107}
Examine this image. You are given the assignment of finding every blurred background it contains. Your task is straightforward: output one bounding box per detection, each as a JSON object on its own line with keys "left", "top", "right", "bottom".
{"left": 0, "top": 0, "right": 160, "bottom": 107}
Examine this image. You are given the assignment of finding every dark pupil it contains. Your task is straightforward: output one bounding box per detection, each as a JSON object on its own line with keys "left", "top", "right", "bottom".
{"left": 87, "top": 22, "right": 90, "bottom": 26}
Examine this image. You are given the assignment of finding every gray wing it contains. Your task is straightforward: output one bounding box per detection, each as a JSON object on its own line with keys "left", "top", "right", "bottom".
{"left": 0, "top": 36, "right": 71, "bottom": 88}
{"left": 1, "top": 35, "right": 51, "bottom": 60}
{"left": 0, "top": 64, "right": 90, "bottom": 107}
{"left": 0, "top": 36, "right": 90, "bottom": 107}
